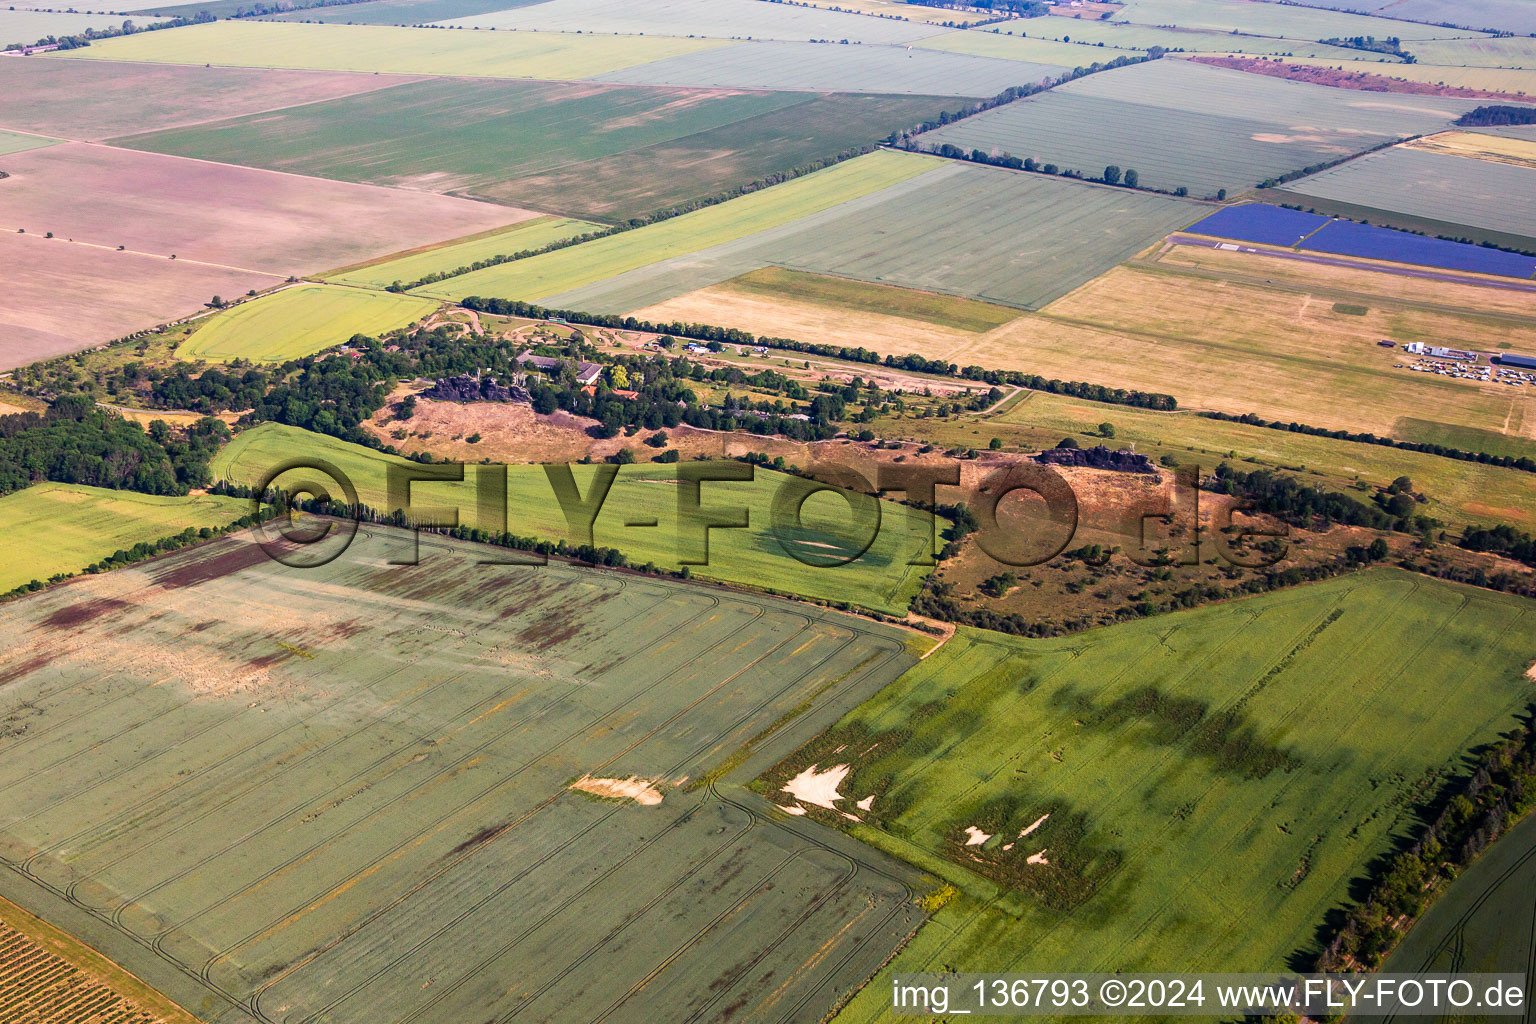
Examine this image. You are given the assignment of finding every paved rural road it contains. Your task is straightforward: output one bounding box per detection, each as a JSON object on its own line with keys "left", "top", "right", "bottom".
{"left": 1169, "top": 234, "right": 1536, "bottom": 294}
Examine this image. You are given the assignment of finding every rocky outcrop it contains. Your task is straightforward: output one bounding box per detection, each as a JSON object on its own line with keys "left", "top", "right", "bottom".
{"left": 1036, "top": 445, "right": 1155, "bottom": 474}
{"left": 419, "top": 374, "right": 529, "bottom": 403}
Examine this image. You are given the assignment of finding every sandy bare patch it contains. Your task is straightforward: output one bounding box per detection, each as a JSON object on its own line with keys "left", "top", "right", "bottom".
{"left": 963, "top": 825, "right": 992, "bottom": 846}
{"left": 856, "top": 795, "right": 874, "bottom": 811}
{"left": 1018, "top": 813, "right": 1049, "bottom": 839}
{"left": 1027, "top": 849, "right": 1049, "bottom": 865}
{"left": 781, "top": 763, "right": 850, "bottom": 810}
{"left": 782, "top": 803, "right": 807, "bottom": 816}
{"left": 569, "top": 774, "right": 663, "bottom": 806}
{"left": 1527, "top": 661, "right": 1536, "bottom": 682}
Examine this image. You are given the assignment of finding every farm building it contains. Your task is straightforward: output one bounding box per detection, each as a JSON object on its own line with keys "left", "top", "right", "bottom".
{"left": 1496, "top": 353, "right": 1536, "bottom": 371}
{"left": 514, "top": 348, "right": 603, "bottom": 385}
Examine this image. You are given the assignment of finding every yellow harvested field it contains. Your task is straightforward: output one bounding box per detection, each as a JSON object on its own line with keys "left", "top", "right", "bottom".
{"left": 49, "top": 21, "right": 731, "bottom": 79}
{"left": 632, "top": 285, "right": 978, "bottom": 357}
{"left": 1156, "top": 240, "right": 1536, "bottom": 319}
{"left": 933, "top": 264, "right": 1536, "bottom": 438}
{"left": 1405, "top": 130, "right": 1536, "bottom": 170}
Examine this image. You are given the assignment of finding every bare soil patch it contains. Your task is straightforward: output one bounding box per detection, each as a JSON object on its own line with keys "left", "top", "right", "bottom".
{"left": 0, "top": 59, "right": 420, "bottom": 141}
{"left": 0, "top": 143, "right": 524, "bottom": 276}
{"left": 1191, "top": 55, "right": 1529, "bottom": 101}
{"left": 0, "top": 230, "right": 270, "bottom": 369}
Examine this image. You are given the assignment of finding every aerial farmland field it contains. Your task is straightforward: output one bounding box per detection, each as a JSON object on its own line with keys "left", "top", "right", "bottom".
{"left": 1114, "top": 0, "right": 1492, "bottom": 39}
{"left": 0, "top": 230, "right": 274, "bottom": 369}
{"left": 262, "top": 0, "right": 546, "bottom": 23}
{"left": 915, "top": 29, "right": 1142, "bottom": 65}
{"left": 987, "top": 18, "right": 1389, "bottom": 60}
{"left": 591, "top": 39, "right": 1060, "bottom": 95}
{"left": 0, "top": 483, "right": 248, "bottom": 593}
{"left": 0, "top": 529, "right": 926, "bottom": 1024}
{"left": 322, "top": 217, "right": 602, "bottom": 291}
{"left": 47, "top": 20, "right": 731, "bottom": 78}
{"left": 1402, "top": 34, "right": 1536, "bottom": 68}
{"left": 922, "top": 58, "right": 1476, "bottom": 195}
{"left": 212, "top": 422, "right": 938, "bottom": 615}
{"left": 1276, "top": 0, "right": 1536, "bottom": 35}
{"left": 431, "top": 0, "right": 949, "bottom": 44}
{"left": 0, "top": 8, "right": 160, "bottom": 47}
{"left": 1279, "top": 145, "right": 1536, "bottom": 243}
{"left": 0, "top": 143, "right": 524, "bottom": 278}
{"left": 176, "top": 285, "right": 439, "bottom": 363}
{"left": 114, "top": 79, "right": 958, "bottom": 222}
{"left": 418, "top": 149, "right": 943, "bottom": 304}
{"left": 756, "top": 572, "right": 1536, "bottom": 1020}
{"left": 0, "top": 58, "right": 421, "bottom": 142}
{"left": 0, "top": 130, "right": 56, "bottom": 156}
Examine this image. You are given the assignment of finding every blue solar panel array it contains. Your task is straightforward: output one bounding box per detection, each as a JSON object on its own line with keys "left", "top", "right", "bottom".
{"left": 1183, "top": 203, "right": 1536, "bottom": 281}
{"left": 1184, "top": 204, "right": 1330, "bottom": 247}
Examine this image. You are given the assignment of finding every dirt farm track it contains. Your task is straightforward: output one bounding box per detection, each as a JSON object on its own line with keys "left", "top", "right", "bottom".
{"left": 0, "top": 529, "right": 926, "bottom": 1024}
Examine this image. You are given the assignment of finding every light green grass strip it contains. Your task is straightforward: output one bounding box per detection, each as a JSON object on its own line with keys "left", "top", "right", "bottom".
{"left": 178, "top": 284, "right": 438, "bottom": 363}
{"left": 417, "top": 150, "right": 943, "bottom": 303}
{"left": 0, "top": 482, "right": 248, "bottom": 592}
{"left": 322, "top": 217, "right": 601, "bottom": 291}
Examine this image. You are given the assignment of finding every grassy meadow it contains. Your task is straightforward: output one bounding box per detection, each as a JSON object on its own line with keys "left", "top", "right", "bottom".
{"left": 415, "top": 150, "right": 942, "bottom": 303}
{"left": 754, "top": 571, "right": 1536, "bottom": 1020}
{"left": 177, "top": 285, "right": 438, "bottom": 363}
{"left": 212, "top": 423, "right": 937, "bottom": 614}
{"left": 49, "top": 20, "right": 729, "bottom": 78}
{"left": 0, "top": 483, "right": 248, "bottom": 592}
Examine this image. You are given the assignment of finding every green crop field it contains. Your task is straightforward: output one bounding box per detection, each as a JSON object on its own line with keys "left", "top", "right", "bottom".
{"left": 924, "top": 58, "right": 1474, "bottom": 196}
{"left": 322, "top": 217, "right": 601, "bottom": 290}
{"left": 48, "top": 20, "right": 730, "bottom": 79}
{"left": 916, "top": 29, "right": 1141, "bottom": 64}
{"left": 212, "top": 422, "right": 937, "bottom": 615}
{"left": 1279, "top": 146, "right": 1536, "bottom": 242}
{"left": 417, "top": 149, "right": 943, "bottom": 304}
{"left": 750, "top": 163, "right": 1202, "bottom": 309}
{"left": 752, "top": 572, "right": 1536, "bottom": 1023}
{"left": 1404, "top": 35, "right": 1536, "bottom": 68}
{"left": 720, "top": 268, "right": 1024, "bottom": 332}
{"left": 177, "top": 285, "right": 438, "bottom": 363}
{"left": 0, "top": 130, "right": 57, "bottom": 156}
{"left": 115, "top": 80, "right": 956, "bottom": 223}
{"left": 1394, "top": 416, "right": 1536, "bottom": 463}
{"left": 0, "top": 528, "right": 926, "bottom": 1024}
{"left": 1359, "top": 809, "right": 1536, "bottom": 1008}
{"left": 0, "top": 482, "right": 247, "bottom": 593}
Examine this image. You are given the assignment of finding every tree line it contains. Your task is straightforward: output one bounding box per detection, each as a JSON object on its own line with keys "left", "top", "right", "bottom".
{"left": 0, "top": 395, "right": 227, "bottom": 498}
{"left": 1316, "top": 707, "right": 1536, "bottom": 970}
{"left": 1201, "top": 410, "right": 1536, "bottom": 474}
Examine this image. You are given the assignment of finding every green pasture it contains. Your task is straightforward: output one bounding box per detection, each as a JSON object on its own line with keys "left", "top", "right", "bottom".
{"left": 177, "top": 285, "right": 438, "bottom": 363}
{"left": 211, "top": 422, "right": 936, "bottom": 614}
{"left": 0, "top": 130, "right": 57, "bottom": 157}
{"left": 322, "top": 217, "right": 601, "bottom": 290}
{"left": 415, "top": 149, "right": 941, "bottom": 303}
{"left": 0, "top": 482, "right": 247, "bottom": 592}
{"left": 755, "top": 572, "right": 1536, "bottom": 1021}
